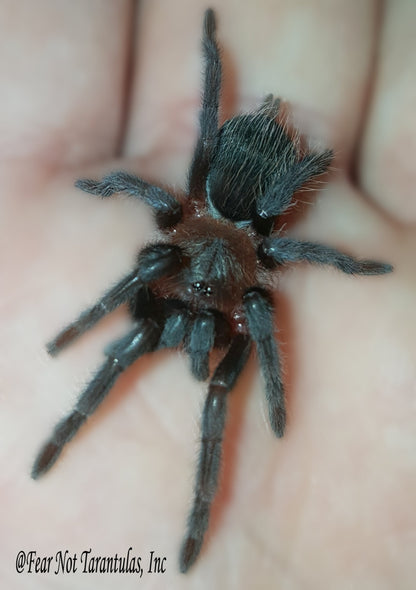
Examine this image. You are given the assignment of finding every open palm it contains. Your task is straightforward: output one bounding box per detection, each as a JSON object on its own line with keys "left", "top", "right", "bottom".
{"left": 1, "top": 2, "right": 415, "bottom": 589}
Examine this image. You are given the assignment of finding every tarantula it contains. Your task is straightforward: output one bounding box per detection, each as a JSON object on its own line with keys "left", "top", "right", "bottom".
{"left": 32, "top": 8, "right": 392, "bottom": 573}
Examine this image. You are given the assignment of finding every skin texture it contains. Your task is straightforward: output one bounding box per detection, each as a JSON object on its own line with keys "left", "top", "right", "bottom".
{"left": 1, "top": 0, "right": 415, "bottom": 588}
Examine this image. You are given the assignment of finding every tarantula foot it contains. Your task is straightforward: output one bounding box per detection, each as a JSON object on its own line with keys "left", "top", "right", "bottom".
{"left": 179, "top": 536, "right": 203, "bottom": 574}
{"left": 358, "top": 261, "right": 393, "bottom": 275}
{"left": 46, "top": 324, "right": 79, "bottom": 357}
{"left": 74, "top": 178, "right": 106, "bottom": 195}
{"left": 31, "top": 442, "right": 61, "bottom": 480}
{"left": 270, "top": 407, "right": 286, "bottom": 438}
{"left": 32, "top": 411, "right": 87, "bottom": 479}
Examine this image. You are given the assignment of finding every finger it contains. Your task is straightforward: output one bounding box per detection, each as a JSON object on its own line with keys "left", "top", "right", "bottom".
{"left": 0, "top": 0, "right": 133, "bottom": 177}
{"left": 122, "top": 1, "right": 208, "bottom": 183}
{"left": 359, "top": 0, "right": 416, "bottom": 223}
{"left": 124, "top": 0, "right": 378, "bottom": 172}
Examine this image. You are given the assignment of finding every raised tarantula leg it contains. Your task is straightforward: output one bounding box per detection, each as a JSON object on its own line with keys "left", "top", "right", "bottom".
{"left": 32, "top": 319, "right": 161, "bottom": 480}
{"left": 188, "top": 8, "right": 221, "bottom": 199}
{"left": 243, "top": 288, "right": 286, "bottom": 437}
{"left": 256, "top": 150, "right": 333, "bottom": 219}
{"left": 259, "top": 237, "right": 393, "bottom": 275}
{"left": 180, "top": 334, "right": 252, "bottom": 573}
{"left": 186, "top": 312, "right": 216, "bottom": 381}
{"left": 75, "top": 172, "right": 182, "bottom": 228}
{"left": 47, "top": 244, "right": 182, "bottom": 356}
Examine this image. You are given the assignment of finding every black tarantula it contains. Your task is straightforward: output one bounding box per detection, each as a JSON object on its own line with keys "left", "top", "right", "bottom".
{"left": 32, "top": 8, "right": 392, "bottom": 573}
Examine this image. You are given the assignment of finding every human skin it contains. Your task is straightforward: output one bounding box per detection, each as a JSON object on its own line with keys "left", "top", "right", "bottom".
{"left": 1, "top": 1, "right": 415, "bottom": 589}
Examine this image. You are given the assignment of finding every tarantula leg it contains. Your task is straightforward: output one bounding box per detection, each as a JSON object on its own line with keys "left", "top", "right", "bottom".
{"left": 256, "top": 150, "right": 333, "bottom": 218}
{"left": 136, "top": 243, "right": 183, "bottom": 282}
{"left": 186, "top": 312, "right": 216, "bottom": 381}
{"left": 47, "top": 271, "right": 141, "bottom": 356}
{"left": 32, "top": 319, "right": 162, "bottom": 480}
{"left": 259, "top": 237, "right": 394, "bottom": 275}
{"left": 47, "top": 244, "right": 182, "bottom": 356}
{"left": 75, "top": 171, "right": 182, "bottom": 228}
{"left": 158, "top": 306, "right": 190, "bottom": 349}
{"left": 188, "top": 8, "right": 221, "bottom": 199}
{"left": 180, "top": 334, "right": 252, "bottom": 573}
{"left": 243, "top": 288, "right": 286, "bottom": 437}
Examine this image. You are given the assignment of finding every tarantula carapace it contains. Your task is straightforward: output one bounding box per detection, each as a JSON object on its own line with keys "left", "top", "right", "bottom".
{"left": 32, "top": 8, "right": 392, "bottom": 573}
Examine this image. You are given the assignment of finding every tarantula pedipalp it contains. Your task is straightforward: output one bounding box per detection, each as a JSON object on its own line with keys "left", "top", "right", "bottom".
{"left": 32, "top": 8, "right": 392, "bottom": 573}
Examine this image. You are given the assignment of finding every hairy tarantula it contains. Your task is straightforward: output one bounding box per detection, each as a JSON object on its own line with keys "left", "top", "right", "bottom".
{"left": 32, "top": 8, "right": 392, "bottom": 573}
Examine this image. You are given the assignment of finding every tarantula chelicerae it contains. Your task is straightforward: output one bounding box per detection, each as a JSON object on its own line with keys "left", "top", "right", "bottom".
{"left": 32, "top": 8, "right": 392, "bottom": 573}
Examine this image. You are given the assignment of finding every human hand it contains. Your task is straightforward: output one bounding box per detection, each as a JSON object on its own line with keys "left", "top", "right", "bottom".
{"left": 1, "top": 2, "right": 414, "bottom": 589}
